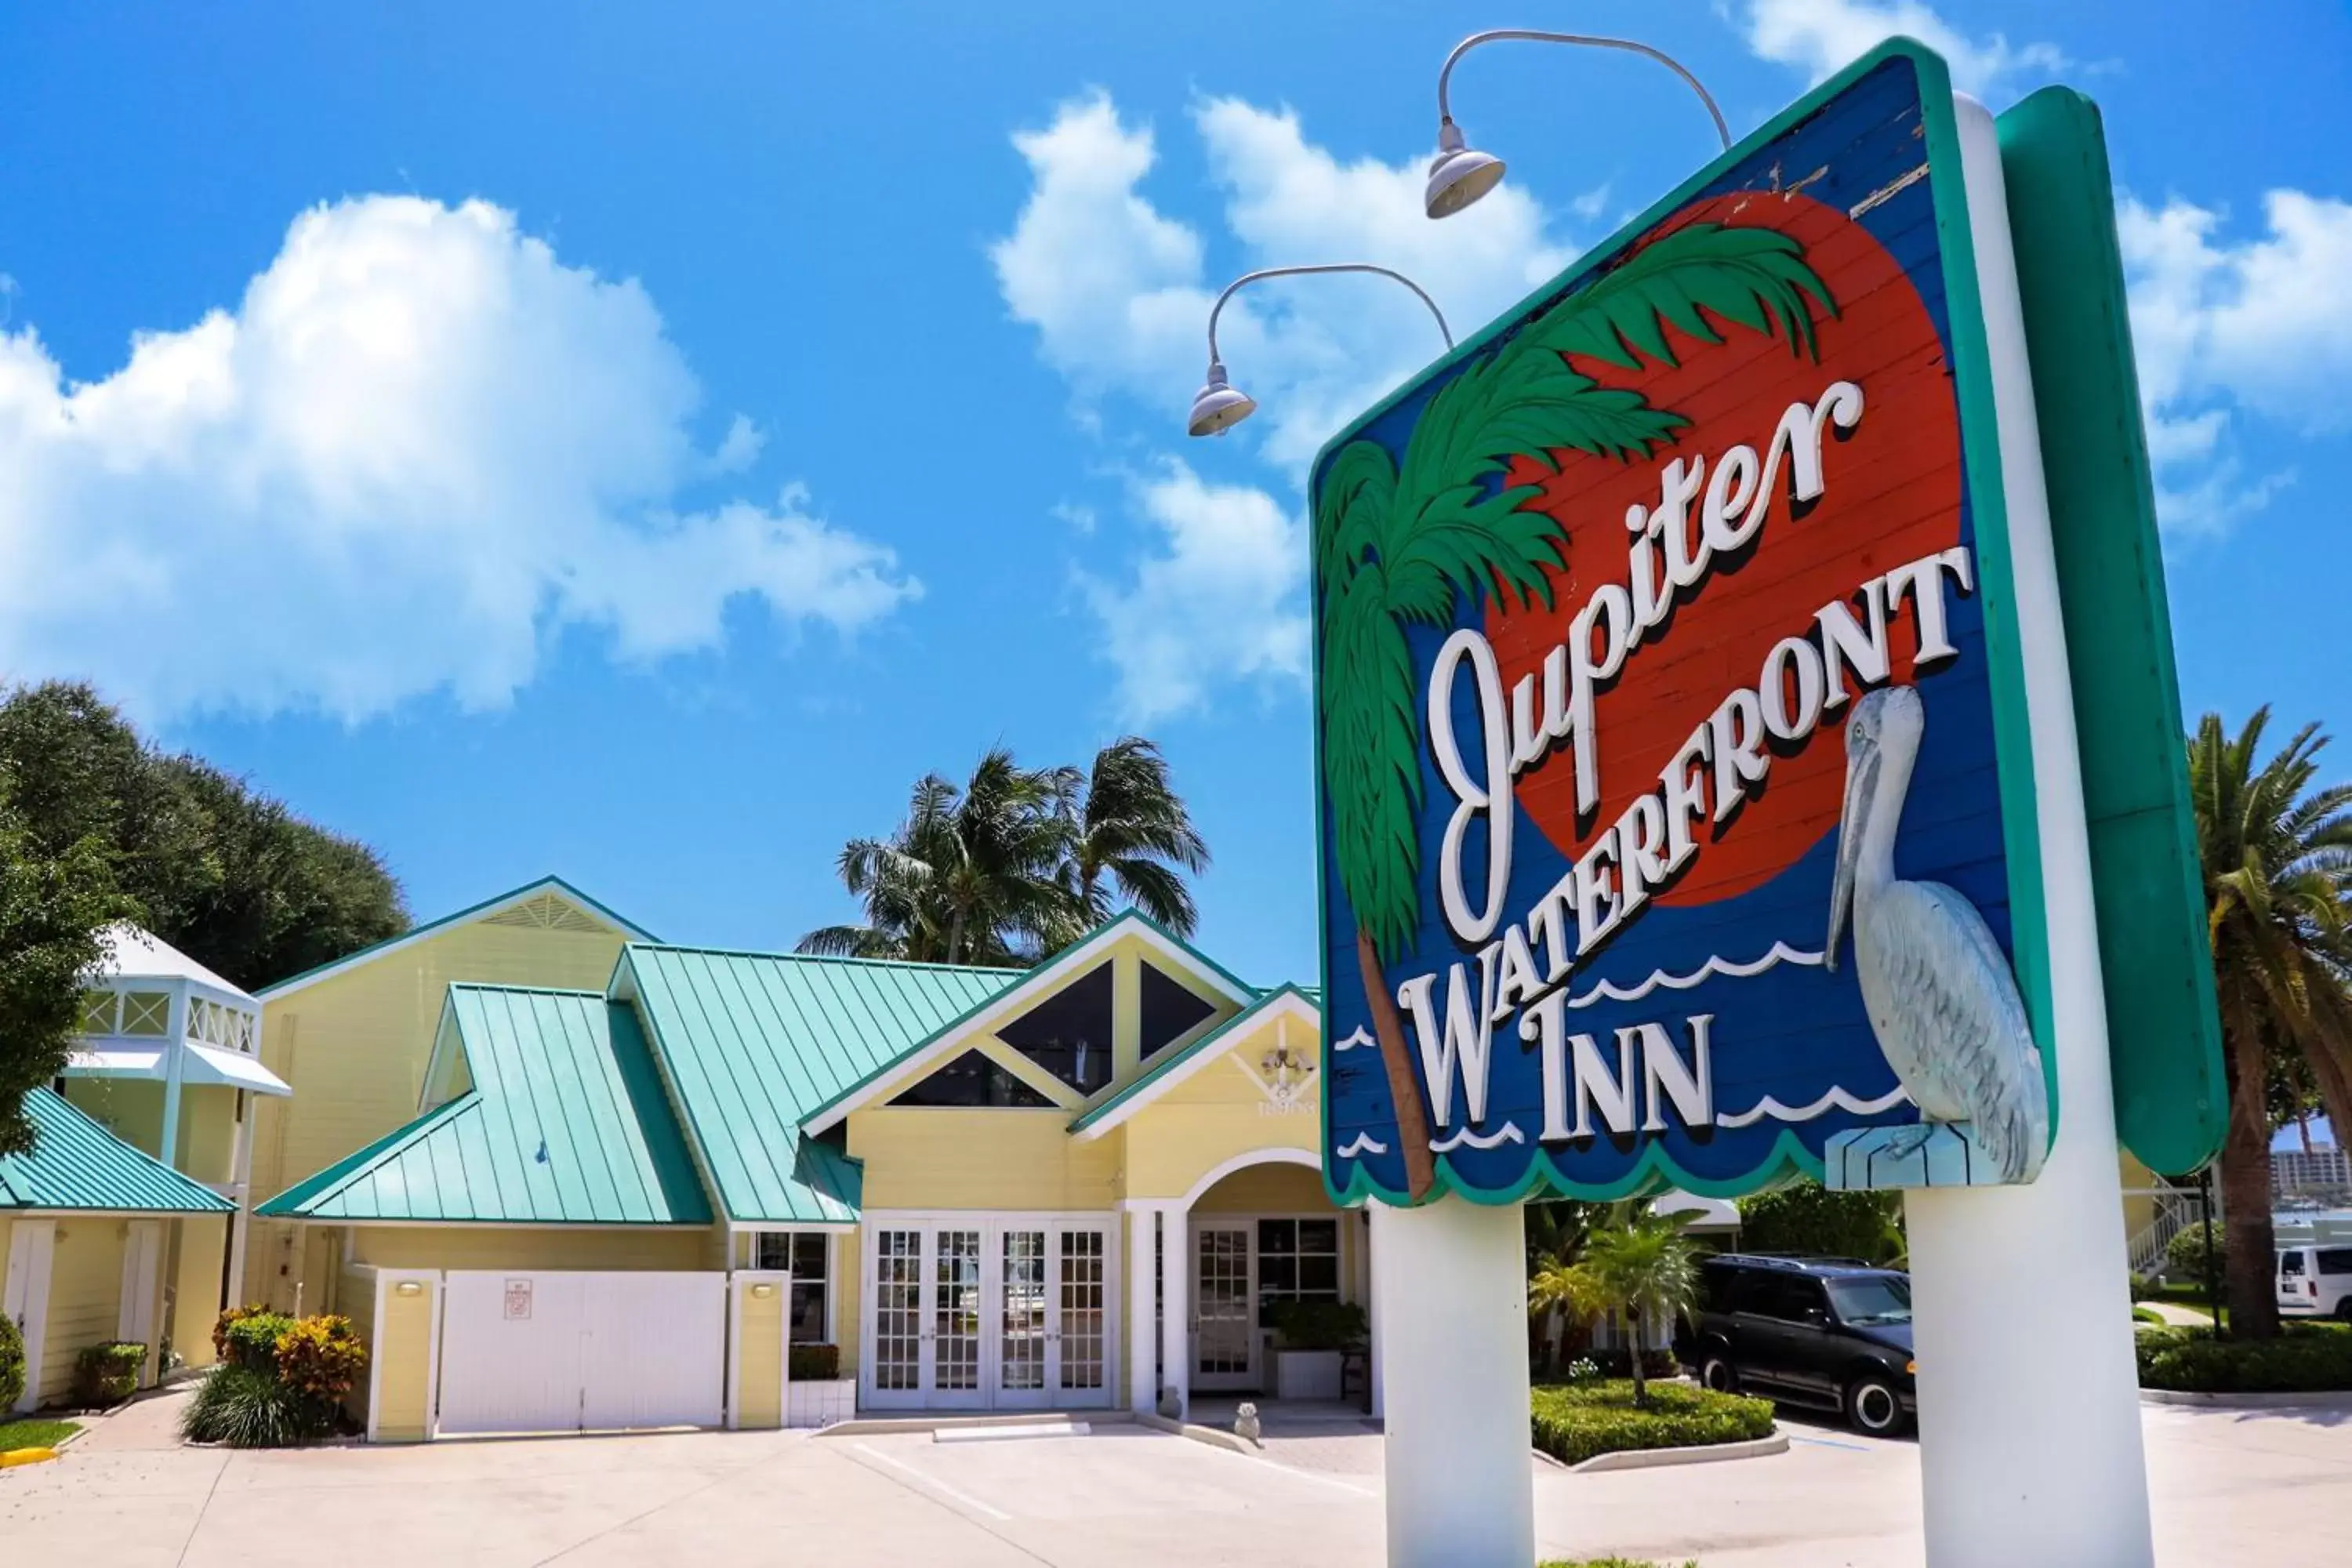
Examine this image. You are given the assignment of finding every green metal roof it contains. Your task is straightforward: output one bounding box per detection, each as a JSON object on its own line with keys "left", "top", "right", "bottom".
{"left": 257, "top": 986, "right": 710, "bottom": 1225}
{"left": 255, "top": 876, "right": 659, "bottom": 999}
{"left": 621, "top": 945, "right": 1020, "bottom": 1225}
{"left": 1069, "top": 984, "right": 1316, "bottom": 1134}
{"left": 1, "top": 1088, "right": 235, "bottom": 1214}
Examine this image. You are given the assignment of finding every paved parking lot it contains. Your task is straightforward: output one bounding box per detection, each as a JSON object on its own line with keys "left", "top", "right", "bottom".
{"left": 3, "top": 1390, "right": 2345, "bottom": 1566}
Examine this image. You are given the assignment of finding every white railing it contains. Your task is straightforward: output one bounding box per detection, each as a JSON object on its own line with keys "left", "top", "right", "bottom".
{"left": 2124, "top": 1179, "right": 2207, "bottom": 1280}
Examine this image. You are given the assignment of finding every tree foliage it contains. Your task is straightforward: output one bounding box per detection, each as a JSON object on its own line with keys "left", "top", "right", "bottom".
{"left": 0, "top": 777, "right": 128, "bottom": 1154}
{"left": 799, "top": 737, "right": 1209, "bottom": 967}
{"left": 2187, "top": 708, "right": 2352, "bottom": 1340}
{"left": 0, "top": 682, "right": 408, "bottom": 993}
{"left": 1734, "top": 1183, "right": 1907, "bottom": 1266}
{"left": 1573, "top": 1205, "right": 1707, "bottom": 1407}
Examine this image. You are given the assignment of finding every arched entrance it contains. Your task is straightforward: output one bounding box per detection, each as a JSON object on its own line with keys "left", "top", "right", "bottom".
{"left": 1126, "top": 1146, "right": 1372, "bottom": 1419}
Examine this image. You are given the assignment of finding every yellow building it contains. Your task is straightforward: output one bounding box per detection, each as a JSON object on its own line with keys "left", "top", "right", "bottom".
{"left": 256, "top": 887, "right": 1363, "bottom": 1439}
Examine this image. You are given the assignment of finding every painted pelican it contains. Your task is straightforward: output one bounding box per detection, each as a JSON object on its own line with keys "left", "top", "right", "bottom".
{"left": 1827, "top": 685, "right": 2049, "bottom": 1183}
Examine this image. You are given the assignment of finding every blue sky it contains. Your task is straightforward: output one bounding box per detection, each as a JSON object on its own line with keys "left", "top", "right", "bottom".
{"left": 2, "top": 0, "right": 2347, "bottom": 994}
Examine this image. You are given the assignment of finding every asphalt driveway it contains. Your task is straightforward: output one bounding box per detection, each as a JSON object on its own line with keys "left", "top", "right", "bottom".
{"left": 4, "top": 1388, "right": 2344, "bottom": 1566}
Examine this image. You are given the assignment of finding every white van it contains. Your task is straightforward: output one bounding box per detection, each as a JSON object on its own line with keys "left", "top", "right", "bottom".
{"left": 2277, "top": 1245, "right": 2352, "bottom": 1319}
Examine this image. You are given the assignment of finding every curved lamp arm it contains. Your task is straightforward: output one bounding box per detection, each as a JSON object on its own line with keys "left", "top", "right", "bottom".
{"left": 1207, "top": 263, "right": 1455, "bottom": 367}
{"left": 1436, "top": 29, "right": 1731, "bottom": 151}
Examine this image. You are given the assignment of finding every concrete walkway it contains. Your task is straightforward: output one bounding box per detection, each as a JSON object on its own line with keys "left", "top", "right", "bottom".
{"left": 2, "top": 1401, "right": 2343, "bottom": 1565}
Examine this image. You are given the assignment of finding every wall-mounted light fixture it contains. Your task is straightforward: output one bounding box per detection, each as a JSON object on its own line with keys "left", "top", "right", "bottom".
{"left": 1189, "top": 265, "right": 1454, "bottom": 437}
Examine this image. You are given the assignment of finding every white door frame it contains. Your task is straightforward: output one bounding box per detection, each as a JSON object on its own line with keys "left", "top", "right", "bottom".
{"left": 1189, "top": 1218, "right": 1258, "bottom": 1392}
{"left": 117, "top": 1219, "right": 165, "bottom": 1384}
{"left": 5, "top": 1219, "right": 56, "bottom": 1413}
{"left": 859, "top": 1212, "right": 1120, "bottom": 1412}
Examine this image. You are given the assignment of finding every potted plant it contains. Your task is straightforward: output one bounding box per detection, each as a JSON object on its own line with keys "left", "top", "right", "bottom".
{"left": 785, "top": 1343, "right": 855, "bottom": 1428}
{"left": 1264, "top": 1301, "right": 1366, "bottom": 1401}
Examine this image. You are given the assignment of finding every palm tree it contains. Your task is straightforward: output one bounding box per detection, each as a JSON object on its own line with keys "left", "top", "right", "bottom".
{"left": 800, "top": 748, "right": 1075, "bottom": 967}
{"left": 1317, "top": 223, "right": 1837, "bottom": 1200}
{"left": 2187, "top": 709, "right": 2352, "bottom": 1338}
{"left": 1576, "top": 1206, "right": 1704, "bottom": 1406}
{"left": 1051, "top": 737, "right": 1210, "bottom": 936}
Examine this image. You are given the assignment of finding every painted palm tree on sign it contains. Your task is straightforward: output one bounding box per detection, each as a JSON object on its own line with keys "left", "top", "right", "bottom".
{"left": 1317, "top": 223, "right": 1837, "bottom": 1200}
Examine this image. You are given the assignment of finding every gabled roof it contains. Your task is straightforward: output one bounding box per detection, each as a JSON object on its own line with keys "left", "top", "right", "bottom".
{"left": 1, "top": 1088, "right": 236, "bottom": 1214}
{"left": 257, "top": 985, "right": 709, "bottom": 1225}
{"left": 254, "top": 877, "right": 659, "bottom": 1000}
{"left": 94, "top": 923, "right": 252, "bottom": 1000}
{"left": 800, "top": 911, "right": 1260, "bottom": 1136}
{"left": 1069, "top": 984, "right": 1320, "bottom": 1138}
{"left": 616, "top": 945, "right": 1020, "bottom": 1225}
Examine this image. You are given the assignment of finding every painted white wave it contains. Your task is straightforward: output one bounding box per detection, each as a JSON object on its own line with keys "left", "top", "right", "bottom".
{"left": 1428, "top": 1122, "right": 1528, "bottom": 1153}
{"left": 1332, "top": 1025, "right": 1377, "bottom": 1053}
{"left": 1566, "top": 942, "right": 1826, "bottom": 1009}
{"left": 1335, "top": 1132, "right": 1389, "bottom": 1158}
{"left": 1715, "top": 1084, "right": 1912, "bottom": 1129}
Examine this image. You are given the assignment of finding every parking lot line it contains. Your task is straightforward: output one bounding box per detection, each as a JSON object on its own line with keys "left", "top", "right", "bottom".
{"left": 848, "top": 1440, "right": 1015, "bottom": 1520}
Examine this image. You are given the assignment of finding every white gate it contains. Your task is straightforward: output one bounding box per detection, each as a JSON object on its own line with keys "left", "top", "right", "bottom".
{"left": 436, "top": 1271, "right": 725, "bottom": 1435}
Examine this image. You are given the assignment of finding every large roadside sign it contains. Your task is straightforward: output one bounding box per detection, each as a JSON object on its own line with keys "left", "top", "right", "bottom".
{"left": 1313, "top": 39, "right": 2221, "bottom": 1207}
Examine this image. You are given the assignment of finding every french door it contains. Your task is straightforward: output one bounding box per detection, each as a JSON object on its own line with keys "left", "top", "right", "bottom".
{"left": 1192, "top": 1221, "right": 1258, "bottom": 1391}
{"left": 865, "top": 1217, "right": 1115, "bottom": 1411}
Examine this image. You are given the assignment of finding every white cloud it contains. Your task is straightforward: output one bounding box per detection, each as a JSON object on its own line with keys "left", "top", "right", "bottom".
{"left": 993, "top": 92, "right": 1572, "bottom": 717}
{"left": 2115, "top": 191, "right": 2352, "bottom": 534}
{"left": 1740, "top": 0, "right": 2066, "bottom": 98}
{"left": 0, "top": 196, "right": 916, "bottom": 721}
{"left": 709, "top": 412, "right": 766, "bottom": 474}
{"left": 1080, "top": 463, "right": 1305, "bottom": 724}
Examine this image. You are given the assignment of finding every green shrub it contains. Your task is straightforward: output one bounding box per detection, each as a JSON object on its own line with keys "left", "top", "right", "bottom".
{"left": 1587, "top": 1345, "right": 1679, "bottom": 1381}
{"left": 274, "top": 1316, "right": 365, "bottom": 1407}
{"left": 788, "top": 1342, "right": 840, "bottom": 1381}
{"left": 0, "top": 1310, "right": 24, "bottom": 1414}
{"left": 2134, "top": 1323, "right": 2352, "bottom": 1392}
{"left": 72, "top": 1341, "right": 147, "bottom": 1406}
{"left": 214, "top": 1307, "right": 295, "bottom": 1372}
{"left": 1530, "top": 1379, "right": 1775, "bottom": 1467}
{"left": 180, "top": 1364, "right": 330, "bottom": 1448}
{"left": 1264, "top": 1299, "right": 1368, "bottom": 1351}
{"left": 2165, "top": 1221, "right": 2225, "bottom": 1283}
{"left": 1734, "top": 1184, "right": 1905, "bottom": 1265}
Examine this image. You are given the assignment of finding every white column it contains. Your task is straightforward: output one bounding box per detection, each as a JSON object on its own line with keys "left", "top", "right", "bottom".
{"left": 1377, "top": 1200, "right": 1531, "bottom": 1568}
{"left": 1127, "top": 1205, "right": 1160, "bottom": 1413}
{"left": 1160, "top": 1207, "right": 1190, "bottom": 1419}
{"left": 158, "top": 982, "right": 190, "bottom": 1167}
{"left": 1365, "top": 1210, "right": 1385, "bottom": 1418}
{"left": 226, "top": 1089, "right": 255, "bottom": 1312}
{"left": 1899, "top": 96, "right": 2153, "bottom": 1568}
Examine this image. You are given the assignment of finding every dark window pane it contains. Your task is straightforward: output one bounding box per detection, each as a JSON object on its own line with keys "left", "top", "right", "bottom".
{"left": 2316, "top": 1250, "right": 2352, "bottom": 1274}
{"left": 1300, "top": 1256, "right": 1340, "bottom": 1294}
{"left": 755, "top": 1233, "right": 789, "bottom": 1271}
{"left": 1140, "top": 964, "right": 1218, "bottom": 1060}
{"left": 2281, "top": 1252, "right": 2307, "bottom": 1275}
{"left": 790, "top": 1282, "right": 826, "bottom": 1344}
{"left": 793, "top": 1234, "right": 829, "bottom": 1281}
{"left": 1298, "top": 1220, "right": 1339, "bottom": 1255}
{"left": 1258, "top": 1219, "right": 1295, "bottom": 1253}
{"left": 1259, "top": 1256, "right": 1297, "bottom": 1293}
{"left": 996, "top": 965, "right": 1116, "bottom": 1093}
{"left": 888, "top": 1049, "right": 1054, "bottom": 1108}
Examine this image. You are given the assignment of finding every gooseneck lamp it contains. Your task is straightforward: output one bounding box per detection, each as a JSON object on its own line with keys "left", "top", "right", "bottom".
{"left": 1188, "top": 264, "right": 1455, "bottom": 437}
{"left": 1427, "top": 30, "right": 1733, "bottom": 220}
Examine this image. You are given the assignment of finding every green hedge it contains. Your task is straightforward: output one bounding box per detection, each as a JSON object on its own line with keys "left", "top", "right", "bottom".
{"left": 2136, "top": 1323, "right": 2352, "bottom": 1393}
{"left": 1530, "top": 1380, "right": 1775, "bottom": 1467}
{"left": 73, "top": 1342, "right": 147, "bottom": 1406}
{"left": 0, "top": 1311, "right": 24, "bottom": 1414}
{"left": 2164, "top": 1222, "right": 2225, "bottom": 1283}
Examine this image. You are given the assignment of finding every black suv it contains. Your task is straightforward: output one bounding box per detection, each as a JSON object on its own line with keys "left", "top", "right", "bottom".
{"left": 1679, "top": 1254, "right": 1916, "bottom": 1436}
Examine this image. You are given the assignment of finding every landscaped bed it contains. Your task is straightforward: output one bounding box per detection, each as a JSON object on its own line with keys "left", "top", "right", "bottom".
{"left": 1530, "top": 1379, "right": 1775, "bottom": 1467}
{"left": 2136, "top": 1322, "right": 2352, "bottom": 1393}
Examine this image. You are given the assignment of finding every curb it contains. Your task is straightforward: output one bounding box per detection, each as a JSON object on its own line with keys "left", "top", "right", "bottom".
{"left": 2140, "top": 1388, "right": 2352, "bottom": 1410}
{"left": 1568, "top": 1430, "right": 1791, "bottom": 1474}
{"left": 0, "top": 1447, "right": 60, "bottom": 1468}
{"left": 818, "top": 1410, "right": 1138, "bottom": 1439}
{"left": 1135, "top": 1411, "right": 1258, "bottom": 1454}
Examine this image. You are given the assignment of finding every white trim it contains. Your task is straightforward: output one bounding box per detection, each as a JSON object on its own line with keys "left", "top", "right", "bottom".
{"left": 117, "top": 1219, "right": 163, "bottom": 1381}
{"left": 1178, "top": 1146, "right": 1321, "bottom": 1212}
{"left": 804, "top": 916, "right": 1258, "bottom": 1136}
{"left": 256, "top": 879, "right": 657, "bottom": 1002}
{"left": 1074, "top": 991, "right": 1322, "bottom": 1141}
{"left": 5, "top": 1218, "right": 56, "bottom": 1414}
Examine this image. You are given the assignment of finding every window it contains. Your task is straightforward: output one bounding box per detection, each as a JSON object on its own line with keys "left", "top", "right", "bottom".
{"left": 2281, "top": 1251, "right": 2306, "bottom": 1276}
{"left": 119, "top": 991, "right": 170, "bottom": 1037}
{"left": 754, "top": 1232, "right": 833, "bottom": 1343}
{"left": 79, "top": 991, "right": 118, "bottom": 1035}
{"left": 1256, "top": 1218, "right": 1341, "bottom": 1321}
{"left": 1139, "top": 964, "right": 1217, "bottom": 1061}
{"left": 2315, "top": 1250, "right": 2352, "bottom": 1276}
{"left": 1824, "top": 1275, "right": 1912, "bottom": 1327}
{"left": 996, "top": 965, "right": 1114, "bottom": 1094}
{"left": 887, "top": 1050, "right": 1054, "bottom": 1108}
{"left": 1752, "top": 1275, "right": 1828, "bottom": 1323}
